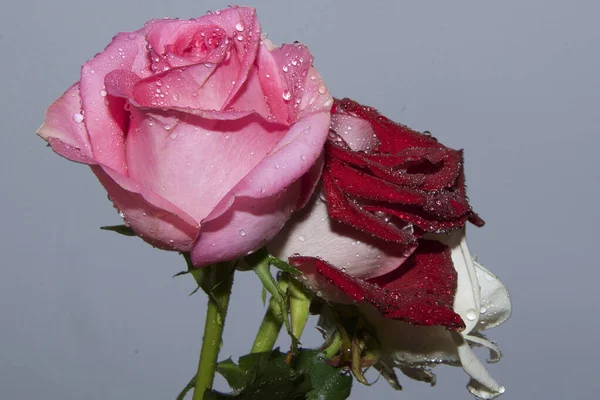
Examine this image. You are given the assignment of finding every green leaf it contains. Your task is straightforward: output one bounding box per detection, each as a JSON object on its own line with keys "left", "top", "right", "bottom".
{"left": 210, "top": 349, "right": 351, "bottom": 400}
{"left": 267, "top": 256, "right": 301, "bottom": 275}
{"left": 216, "top": 358, "right": 248, "bottom": 391}
{"left": 100, "top": 224, "right": 136, "bottom": 236}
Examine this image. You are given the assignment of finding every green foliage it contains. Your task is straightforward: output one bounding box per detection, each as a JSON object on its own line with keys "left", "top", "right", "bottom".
{"left": 205, "top": 349, "right": 352, "bottom": 400}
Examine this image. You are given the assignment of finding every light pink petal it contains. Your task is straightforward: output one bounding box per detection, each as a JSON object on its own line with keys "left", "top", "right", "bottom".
{"left": 191, "top": 185, "right": 300, "bottom": 267}
{"left": 125, "top": 106, "right": 286, "bottom": 223}
{"left": 225, "top": 66, "right": 273, "bottom": 120}
{"left": 268, "top": 188, "right": 415, "bottom": 279}
{"left": 133, "top": 63, "right": 223, "bottom": 109}
{"left": 92, "top": 165, "right": 198, "bottom": 251}
{"left": 330, "top": 113, "right": 380, "bottom": 152}
{"left": 104, "top": 70, "right": 141, "bottom": 99}
{"left": 145, "top": 19, "right": 230, "bottom": 69}
{"left": 295, "top": 152, "right": 324, "bottom": 209}
{"left": 232, "top": 111, "right": 330, "bottom": 200}
{"left": 241, "top": 41, "right": 288, "bottom": 123}
{"left": 37, "top": 83, "right": 94, "bottom": 164}
{"left": 268, "top": 43, "right": 333, "bottom": 123}
{"left": 219, "top": 7, "right": 262, "bottom": 107}
{"left": 79, "top": 30, "right": 152, "bottom": 174}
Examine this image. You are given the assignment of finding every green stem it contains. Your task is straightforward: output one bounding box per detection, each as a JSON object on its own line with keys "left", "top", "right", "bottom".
{"left": 250, "top": 279, "right": 288, "bottom": 353}
{"left": 192, "top": 263, "right": 235, "bottom": 400}
{"left": 288, "top": 279, "right": 311, "bottom": 341}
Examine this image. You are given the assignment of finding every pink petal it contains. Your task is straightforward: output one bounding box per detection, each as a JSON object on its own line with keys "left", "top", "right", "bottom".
{"left": 191, "top": 184, "right": 300, "bottom": 267}
{"left": 124, "top": 106, "right": 286, "bottom": 223}
{"left": 231, "top": 112, "right": 331, "bottom": 200}
{"left": 267, "top": 43, "right": 333, "bottom": 124}
{"left": 79, "top": 30, "right": 152, "bottom": 174}
{"left": 92, "top": 165, "right": 198, "bottom": 251}
{"left": 38, "top": 83, "right": 94, "bottom": 163}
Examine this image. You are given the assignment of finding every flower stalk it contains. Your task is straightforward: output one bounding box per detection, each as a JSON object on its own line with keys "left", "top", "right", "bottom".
{"left": 250, "top": 279, "right": 288, "bottom": 353}
{"left": 192, "top": 263, "right": 235, "bottom": 400}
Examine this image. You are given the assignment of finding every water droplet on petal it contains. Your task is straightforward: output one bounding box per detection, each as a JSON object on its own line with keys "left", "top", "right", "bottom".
{"left": 73, "top": 113, "right": 84, "bottom": 123}
{"left": 282, "top": 65, "right": 289, "bottom": 73}
{"left": 282, "top": 90, "right": 292, "bottom": 101}
{"left": 164, "top": 124, "right": 171, "bottom": 131}
{"left": 298, "top": 235, "right": 306, "bottom": 242}
{"left": 239, "top": 229, "right": 247, "bottom": 237}
{"left": 465, "top": 309, "right": 477, "bottom": 321}
{"left": 318, "top": 84, "right": 327, "bottom": 95}
{"left": 235, "top": 21, "right": 245, "bottom": 31}
{"left": 99, "top": 89, "right": 107, "bottom": 97}
{"left": 300, "top": 154, "right": 306, "bottom": 161}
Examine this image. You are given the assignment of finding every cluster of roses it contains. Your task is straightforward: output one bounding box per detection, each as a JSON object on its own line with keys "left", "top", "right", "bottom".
{"left": 39, "top": 6, "right": 510, "bottom": 399}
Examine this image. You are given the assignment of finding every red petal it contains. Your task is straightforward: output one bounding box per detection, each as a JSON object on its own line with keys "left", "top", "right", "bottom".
{"left": 323, "top": 98, "right": 483, "bottom": 240}
{"left": 289, "top": 239, "right": 465, "bottom": 330}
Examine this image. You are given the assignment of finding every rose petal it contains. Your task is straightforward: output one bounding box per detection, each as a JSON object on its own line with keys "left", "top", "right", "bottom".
{"left": 474, "top": 261, "right": 512, "bottom": 330}
{"left": 289, "top": 239, "right": 465, "bottom": 330}
{"left": 231, "top": 111, "right": 331, "bottom": 200}
{"left": 452, "top": 332, "right": 505, "bottom": 399}
{"left": 92, "top": 165, "right": 198, "bottom": 251}
{"left": 124, "top": 106, "right": 286, "bottom": 223}
{"left": 191, "top": 185, "right": 300, "bottom": 267}
{"left": 268, "top": 187, "right": 415, "bottom": 279}
{"left": 80, "top": 30, "right": 152, "bottom": 174}
{"left": 38, "top": 83, "right": 94, "bottom": 163}
{"left": 433, "top": 229, "right": 482, "bottom": 334}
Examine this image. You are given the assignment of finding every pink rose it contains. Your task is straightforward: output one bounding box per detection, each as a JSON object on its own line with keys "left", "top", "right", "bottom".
{"left": 38, "top": 6, "right": 332, "bottom": 266}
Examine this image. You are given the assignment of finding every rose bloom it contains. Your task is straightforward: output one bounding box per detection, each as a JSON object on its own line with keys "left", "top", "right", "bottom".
{"left": 269, "top": 99, "right": 511, "bottom": 398}
{"left": 38, "top": 6, "right": 332, "bottom": 266}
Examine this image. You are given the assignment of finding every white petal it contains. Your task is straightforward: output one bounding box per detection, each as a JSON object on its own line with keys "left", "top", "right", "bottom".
{"left": 464, "top": 333, "right": 502, "bottom": 363}
{"left": 433, "top": 228, "right": 481, "bottom": 334}
{"left": 268, "top": 190, "right": 414, "bottom": 279}
{"left": 474, "top": 261, "right": 512, "bottom": 331}
{"left": 452, "top": 332, "right": 506, "bottom": 399}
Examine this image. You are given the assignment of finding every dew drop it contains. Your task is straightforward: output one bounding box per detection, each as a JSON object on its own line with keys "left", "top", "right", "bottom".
{"left": 282, "top": 65, "right": 289, "bottom": 73}
{"left": 235, "top": 21, "right": 245, "bottom": 32}
{"left": 465, "top": 309, "right": 477, "bottom": 321}
{"left": 282, "top": 90, "right": 292, "bottom": 101}
{"left": 99, "top": 89, "right": 107, "bottom": 97}
{"left": 73, "top": 113, "right": 84, "bottom": 123}
{"left": 170, "top": 132, "right": 178, "bottom": 140}
{"left": 300, "top": 154, "right": 306, "bottom": 161}
{"left": 298, "top": 235, "right": 306, "bottom": 242}
{"left": 236, "top": 34, "right": 244, "bottom": 42}
{"left": 164, "top": 124, "right": 172, "bottom": 131}
{"left": 172, "top": 93, "right": 179, "bottom": 102}
{"left": 239, "top": 229, "right": 247, "bottom": 237}
{"left": 318, "top": 84, "right": 327, "bottom": 94}
{"left": 480, "top": 306, "right": 488, "bottom": 314}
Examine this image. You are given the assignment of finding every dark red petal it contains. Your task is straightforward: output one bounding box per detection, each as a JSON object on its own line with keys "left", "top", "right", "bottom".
{"left": 328, "top": 159, "right": 425, "bottom": 205}
{"left": 323, "top": 171, "right": 416, "bottom": 244}
{"left": 289, "top": 239, "right": 465, "bottom": 330}
{"left": 324, "top": 98, "right": 483, "bottom": 239}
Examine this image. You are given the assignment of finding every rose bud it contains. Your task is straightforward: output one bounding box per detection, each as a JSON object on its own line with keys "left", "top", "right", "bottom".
{"left": 268, "top": 98, "right": 510, "bottom": 398}
{"left": 38, "top": 6, "right": 332, "bottom": 266}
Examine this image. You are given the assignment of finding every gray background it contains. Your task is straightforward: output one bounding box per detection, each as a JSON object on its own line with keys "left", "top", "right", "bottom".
{"left": 1, "top": 0, "right": 598, "bottom": 399}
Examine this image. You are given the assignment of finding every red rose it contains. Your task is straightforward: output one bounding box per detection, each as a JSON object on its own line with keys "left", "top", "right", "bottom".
{"left": 268, "top": 98, "right": 510, "bottom": 398}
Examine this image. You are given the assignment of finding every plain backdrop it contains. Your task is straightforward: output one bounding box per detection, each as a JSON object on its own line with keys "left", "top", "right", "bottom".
{"left": 1, "top": 0, "right": 598, "bottom": 399}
